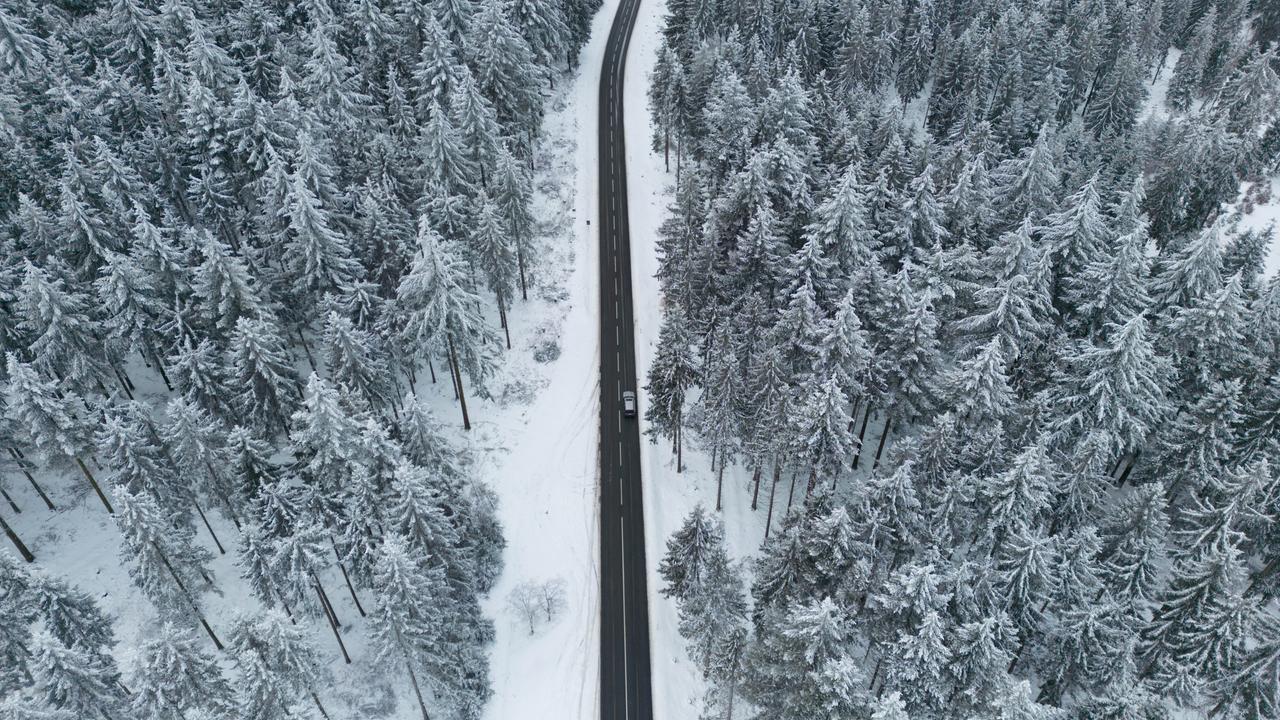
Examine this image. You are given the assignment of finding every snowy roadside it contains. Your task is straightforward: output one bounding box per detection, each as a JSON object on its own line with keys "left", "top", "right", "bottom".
{"left": 622, "top": 3, "right": 772, "bottom": 717}
{"left": 473, "top": 0, "right": 626, "bottom": 713}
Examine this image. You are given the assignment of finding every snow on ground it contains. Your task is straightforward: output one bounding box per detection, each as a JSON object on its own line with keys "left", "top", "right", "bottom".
{"left": 1232, "top": 176, "right": 1280, "bottom": 278}
{"left": 475, "top": 0, "right": 628, "bottom": 713}
{"left": 5, "top": 4, "right": 624, "bottom": 717}
{"left": 1138, "top": 49, "right": 1180, "bottom": 124}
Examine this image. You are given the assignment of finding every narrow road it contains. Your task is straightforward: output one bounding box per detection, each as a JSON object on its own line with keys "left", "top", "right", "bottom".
{"left": 596, "top": 0, "right": 652, "bottom": 717}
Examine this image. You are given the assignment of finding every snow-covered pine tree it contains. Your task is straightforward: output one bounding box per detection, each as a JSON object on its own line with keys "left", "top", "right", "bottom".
{"left": 659, "top": 505, "right": 724, "bottom": 601}
{"left": 645, "top": 306, "right": 697, "bottom": 471}
{"left": 3, "top": 355, "right": 113, "bottom": 513}
{"left": 470, "top": 191, "right": 517, "bottom": 347}
{"left": 227, "top": 317, "right": 302, "bottom": 437}
{"left": 15, "top": 260, "right": 115, "bottom": 397}
{"left": 128, "top": 623, "right": 235, "bottom": 720}
{"left": 491, "top": 146, "right": 536, "bottom": 300}
{"left": 111, "top": 487, "right": 220, "bottom": 649}
{"left": 367, "top": 533, "right": 450, "bottom": 720}
{"left": 397, "top": 219, "right": 498, "bottom": 430}
{"left": 28, "top": 632, "right": 125, "bottom": 720}
{"left": 226, "top": 610, "right": 331, "bottom": 720}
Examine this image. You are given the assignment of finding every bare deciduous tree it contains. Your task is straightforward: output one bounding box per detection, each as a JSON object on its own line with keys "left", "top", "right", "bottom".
{"left": 537, "top": 577, "right": 567, "bottom": 622}
{"left": 507, "top": 581, "right": 542, "bottom": 635}
{"left": 507, "top": 577, "right": 568, "bottom": 635}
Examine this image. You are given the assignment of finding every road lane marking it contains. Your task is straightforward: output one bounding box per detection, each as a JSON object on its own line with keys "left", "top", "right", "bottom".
{"left": 620, "top": 515, "right": 631, "bottom": 720}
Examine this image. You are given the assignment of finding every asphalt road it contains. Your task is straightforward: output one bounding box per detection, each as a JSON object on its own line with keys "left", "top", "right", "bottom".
{"left": 596, "top": 0, "right": 652, "bottom": 716}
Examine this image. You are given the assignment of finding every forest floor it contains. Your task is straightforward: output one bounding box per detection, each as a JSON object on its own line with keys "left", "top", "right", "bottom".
{"left": 3, "top": 1, "right": 630, "bottom": 716}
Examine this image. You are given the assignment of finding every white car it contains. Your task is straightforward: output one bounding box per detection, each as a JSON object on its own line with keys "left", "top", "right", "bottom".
{"left": 622, "top": 391, "right": 637, "bottom": 417}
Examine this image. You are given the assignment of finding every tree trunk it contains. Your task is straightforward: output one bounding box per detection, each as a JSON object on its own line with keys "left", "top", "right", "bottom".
{"left": 296, "top": 327, "right": 318, "bottom": 372}
{"left": 447, "top": 334, "right": 472, "bottom": 430}
{"left": 311, "top": 572, "right": 343, "bottom": 628}
{"left": 76, "top": 457, "right": 114, "bottom": 514}
{"left": 406, "top": 661, "right": 431, "bottom": 720}
{"left": 872, "top": 417, "right": 892, "bottom": 471}
{"left": 193, "top": 501, "right": 225, "bottom": 554}
{"left": 1248, "top": 554, "right": 1280, "bottom": 597}
{"left": 1, "top": 487, "right": 19, "bottom": 514}
{"left": 113, "top": 366, "right": 135, "bottom": 401}
{"left": 498, "top": 291, "right": 512, "bottom": 350}
{"left": 212, "top": 485, "right": 242, "bottom": 531}
{"left": 724, "top": 644, "right": 739, "bottom": 720}
{"left": 280, "top": 593, "right": 297, "bottom": 624}
{"left": 310, "top": 691, "right": 332, "bottom": 720}
{"left": 1151, "top": 48, "right": 1169, "bottom": 83}
{"left": 852, "top": 405, "right": 872, "bottom": 470}
{"left": 0, "top": 510, "right": 35, "bottom": 562}
{"left": 715, "top": 458, "right": 725, "bottom": 511}
{"left": 785, "top": 468, "right": 798, "bottom": 512}
{"left": 330, "top": 538, "right": 367, "bottom": 617}
{"left": 517, "top": 245, "right": 529, "bottom": 301}
{"left": 840, "top": 398, "right": 863, "bottom": 489}
{"left": 663, "top": 130, "right": 670, "bottom": 172}
{"left": 764, "top": 461, "right": 781, "bottom": 540}
{"left": 1116, "top": 449, "right": 1140, "bottom": 488}
{"left": 9, "top": 449, "right": 55, "bottom": 511}
{"left": 675, "top": 420, "right": 683, "bottom": 473}
{"left": 153, "top": 541, "right": 221, "bottom": 649}
{"left": 750, "top": 465, "right": 762, "bottom": 511}
{"left": 119, "top": 365, "right": 137, "bottom": 392}
{"left": 314, "top": 581, "right": 351, "bottom": 664}
{"left": 147, "top": 345, "right": 173, "bottom": 391}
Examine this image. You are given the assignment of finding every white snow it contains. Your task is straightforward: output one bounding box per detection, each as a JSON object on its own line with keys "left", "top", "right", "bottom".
{"left": 1232, "top": 176, "right": 1280, "bottom": 278}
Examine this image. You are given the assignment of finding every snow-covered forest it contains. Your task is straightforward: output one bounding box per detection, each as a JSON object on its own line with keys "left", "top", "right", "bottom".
{"left": 647, "top": 0, "right": 1280, "bottom": 718}
{"left": 0, "top": 0, "right": 599, "bottom": 717}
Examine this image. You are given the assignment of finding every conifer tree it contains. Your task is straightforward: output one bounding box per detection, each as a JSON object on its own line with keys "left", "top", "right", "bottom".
{"left": 3, "top": 356, "right": 112, "bottom": 513}
{"left": 368, "top": 534, "right": 450, "bottom": 720}
{"left": 112, "top": 488, "right": 221, "bottom": 649}
{"left": 227, "top": 318, "right": 302, "bottom": 437}
{"left": 1046, "top": 315, "right": 1171, "bottom": 458}
{"left": 226, "top": 610, "right": 331, "bottom": 720}
{"left": 15, "top": 261, "right": 113, "bottom": 396}
{"left": 471, "top": 192, "right": 517, "bottom": 347}
{"left": 468, "top": 0, "right": 543, "bottom": 131}
{"left": 128, "top": 623, "right": 235, "bottom": 720}
{"left": 397, "top": 219, "right": 497, "bottom": 430}
{"left": 645, "top": 307, "right": 697, "bottom": 470}
{"left": 659, "top": 505, "right": 724, "bottom": 601}
{"left": 452, "top": 68, "right": 502, "bottom": 187}
{"left": 282, "top": 171, "right": 360, "bottom": 301}
{"left": 414, "top": 15, "right": 460, "bottom": 107}
{"left": 492, "top": 147, "right": 536, "bottom": 299}
{"left": 322, "top": 311, "right": 397, "bottom": 414}
{"left": 421, "top": 99, "right": 477, "bottom": 196}
{"left": 28, "top": 633, "right": 124, "bottom": 720}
